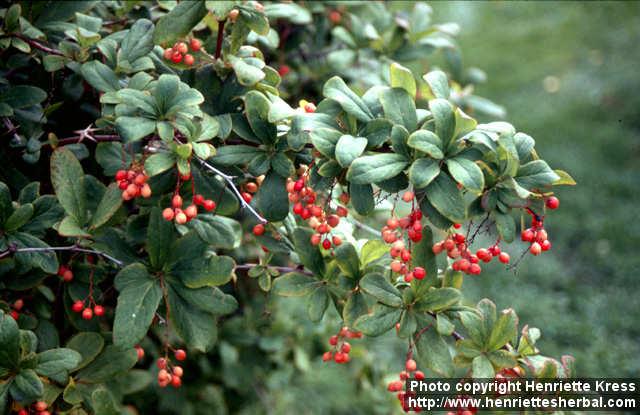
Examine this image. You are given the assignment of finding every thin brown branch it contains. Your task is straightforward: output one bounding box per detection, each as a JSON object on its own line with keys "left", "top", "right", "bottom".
{"left": 10, "top": 34, "right": 64, "bottom": 56}
{"left": 214, "top": 20, "right": 225, "bottom": 59}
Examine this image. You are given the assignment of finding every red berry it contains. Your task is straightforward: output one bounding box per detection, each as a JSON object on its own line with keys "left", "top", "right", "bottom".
{"left": 184, "top": 204, "right": 198, "bottom": 219}
{"left": 336, "top": 206, "right": 348, "bottom": 217}
{"left": 453, "top": 223, "right": 462, "bottom": 229}
{"left": 278, "top": 65, "right": 290, "bottom": 77}
{"left": 173, "top": 366, "right": 184, "bottom": 377}
{"left": 93, "top": 305, "right": 105, "bottom": 316}
{"left": 541, "top": 239, "right": 552, "bottom": 251}
{"left": 62, "top": 269, "right": 74, "bottom": 282}
{"left": 322, "top": 351, "right": 332, "bottom": 362}
{"left": 310, "top": 233, "right": 321, "bottom": 246}
{"left": 162, "top": 208, "right": 175, "bottom": 221}
{"left": 175, "top": 42, "right": 188, "bottom": 54}
{"left": 10, "top": 310, "right": 19, "bottom": 320}
{"left": 156, "top": 357, "right": 167, "bottom": 369}
{"left": 414, "top": 370, "right": 425, "bottom": 380}
{"left": 242, "top": 192, "right": 252, "bottom": 203}
{"left": 13, "top": 299, "right": 24, "bottom": 311}
{"left": 402, "top": 191, "right": 414, "bottom": 202}
{"left": 171, "top": 51, "right": 183, "bottom": 63}
{"left": 72, "top": 300, "right": 84, "bottom": 313}
{"left": 329, "top": 335, "right": 338, "bottom": 346}
{"left": 341, "top": 342, "right": 351, "bottom": 353}
{"left": 190, "top": 38, "right": 201, "bottom": 51}
{"left": 546, "top": 196, "right": 560, "bottom": 210}
{"left": 327, "top": 214, "right": 340, "bottom": 227}
{"left": 329, "top": 10, "right": 341, "bottom": 24}
{"left": 172, "top": 194, "right": 183, "bottom": 208}
{"left": 469, "top": 263, "right": 482, "bottom": 275}
{"left": 82, "top": 308, "right": 93, "bottom": 320}
{"left": 530, "top": 242, "right": 542, "bottom": 255}
{"left": 175, "top": 211, "right": 188, "bottom": 225}
{"left": 521, "top": 229, "right": 535, "bottom": 242}
{"left": 18, "top": 410, "right": 28, "bottom": 415}
{"left": 322, "top": 239, "right": 331, "bottom": 249}
{"left": 413, "top": 267, "right": 426, "bottom": 280}
{"left": 203, "top": 199, "right": 216, "bottom": 211}
{"left": 332, "top": 235, "right": 342, "bottom": 246}
{"left": 253, "top": 223, "right": 265, "bottom": 236}
{"left": 498, "top": 252, "right": 510, "bottom": 264}
{"left": 115, "top": 170, "right": 127, "bottom": 181}
{"left": 405, "top": 359, "right": 417, "bottom": 372}
{"left": 304, "top": 103, "right": 316, "bottom": 113}
{"left": 140, "top": 183, "right": 152, "bottom": 198}
{"left": 184, "top": 54, "right": 195, "bottom": 66}
{"left": 388, "top": 380, "right": 403, "bottom": 392}
{"left": 136, "top": 346, "right": 145, "bottom": 361}
{"left": 193, "top": 194, "right": 205, "bottom": 205}
{"left": 34, "top": 401, "right": 47, "bottom": 411}
{"left": 174, "top": 349, "right": 187, "bottom": 361}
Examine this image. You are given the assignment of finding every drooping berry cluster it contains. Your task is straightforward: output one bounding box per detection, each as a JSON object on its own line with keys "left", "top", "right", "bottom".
{"left": 162, "top": 38, "right": 201, "bottom": 66}
{"left": 286, "top": 168, "right": 348, "bottom": 250}
{"left": 521, "top": 213, "right": 551, "bottom": 256}
{"left": 387, "top": 358, "right": 426, "bottom": 412}
{"left": 71, "top": 298, "right": 105, "bottom": 320}
{"left": 162, "top": 193, "right": 216, "bottom": 224}
{"left": 9, "top": 298, "right": 23, "bottom": 320}
{"left": 242, "top": 177, "right": 262, "bottom": 205}
{"left": 322, "top": 326, "right": 362, "bottom": 364}
{"left": 156, "top": 349, "right": 187, "bottom": 388}
{"left": 57, "top": 264, "right": 74, "bottom": 282}
{"left": 18, "top": 400, "right": 51, "bottom": 415}
{"left": 116, "top": 168, "right": 151, "bottom": 201}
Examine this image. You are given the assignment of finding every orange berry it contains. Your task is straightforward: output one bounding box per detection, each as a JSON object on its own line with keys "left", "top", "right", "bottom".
{"left": 402, "top": 191, "right": 414, "bottom": 202}
{"left": 175, "top": 42, "right": 188, "bottom": 54}
{"left": 184, "top": 204, "right": 198, "bottom": 218}
{"left": 140, "top": 183, "right": 152, "bottom": 198}
{"left": 184, "top": 54, "right": 194, "bottom": 66}
{"left": 189, "top": 38, "right": 201, "bottom": 52}
{"left": 162, "top": 208, "right": 175, "bottom": 221}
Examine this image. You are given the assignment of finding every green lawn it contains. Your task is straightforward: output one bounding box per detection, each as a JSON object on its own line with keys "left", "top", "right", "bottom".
{"left": 434, "top": 1, "right": 640, "bottom": 377}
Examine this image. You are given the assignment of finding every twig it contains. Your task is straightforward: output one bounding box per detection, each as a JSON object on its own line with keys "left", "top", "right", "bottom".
{"left": 234, "top": 263, "right": 313, "bottom": 276}
{"left": 214, "top": 20, "right": 225, "bottom": 59}
{"left": 10, "top": 34, "right": 64, "bottom": 56}
{"left": 197, "top": 158, "right": 268, "bottom": 224}
{"left": 0, "top": 244, "right": 123, "bottom": 267}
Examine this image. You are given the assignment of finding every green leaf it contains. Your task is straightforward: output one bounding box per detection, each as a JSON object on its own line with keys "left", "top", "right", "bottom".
{"left": 436, "top": 314, "right": 455, "bottom": 336}
{"left": 271, "top": 152, "right": 294, "bottom": 178}
{"left": 310, "top": 128, "right": 342, "bottom": 158}
{"left": 51, "top": 148, "right": 87, "bottom": 224}
{"left": 415, "top": 328, "right": 454, "bottom": 377}
{"left": 425, "top": 173, "right": 466, "bottom": 222}
{"left": 487, "top": 308, "right": 518, "bottom": 351}
{"left": 472, "top": 355, "right": 495, "bottom": 378}
{"left": 307, "top": 286, "right": 330, "bottom": 322}
{"left": 95, "top": 142, "right": 133, "bottom": 176}
{"left": 81, "top": 61, "right": 120, "bottom": 93}
{"left": 411, "top": 226, "right": 438, "bottom": 287}
{"left": 146, "top": 208, "right": 174, "bottom": 270}
{"left": 144, "top": 152, "right": 175, "bottom": 177}
{"left": 115, "top": 116, "right": 156, "bottom": 142}
{"left": 390, "top": 62, "right": 416, "bottom": 98}
{"left": 9, "top": 232, "right": 58, "bottom": 273}
{"left": 407, "top": 130, "right": 444, "bottom": 159}
{"left": 353, "top": 304, "right": 402, "bottom": 337}
{"left": 245, "top": 91, "right": 276, "bottom": 143}
{"left": 380, "top": 87, "right": 417, "bottom": 132}
{"left": 334, "top": 243, "right": 360, "bottom": 278}
{"left": 168, "top": 284, "right": 219, "bottom": 352}
{"left": 343, "top": 291, "right": 368, "bottom": 327}
{"left": 120, "top": 18, "right": 154, "bottom": 63}
{"left": 92, "top": 388, "right": 119, "bottom": 415}
{"left": 77, "top": 345, "right": 137, "bottom": 383}
{"left": 362, "top": 118, "right": 393, "bottom": 148}
{"left": 272, "top": 272, "right": 320, "bottom": 297}
{"left": 189, "top": 215, "right": 240, "bottom": 250}
{"left": 0, "top": 310, "right": 20, "bottom": 369}
{"left": 4, "top": 203, "right": 34, "bottom": 232}
{"left": 58, "top": 215, "right": 89, "bottom": 237}
{"left": 228, "top": 55, "right": 265, "bottom": 86}
{"left": 493, "top": 211, "right": 516, "bottom": 243}
{"left": 446, "top": 157, "right": 485, "bottom": 193}
{"left": 397, "top": 310, "right": 417, "bottom": 338}
{"left": 360, "top": 240, "right": 388, "bottom": 266}
{"left": 65, "top": 332, "right": 104, "bottom": 370}
{"left": 359, "top": 273, "right": 403, "bottom": 307}
{"left": 256, "top": 172, "right": 289, "bottom": 222}
{"left": 349, "top": 183, "right": 374, "bottom": 215}
{"left": 423, "top": 70, "right": 450, "bottom": 99}
{"left": 553, "top": 169, "right": 577, "bottom": 186}
{"left": 113, "top": 263, "right": 162, "bottom": 349}
{"left": 35, "top": 348, "right": 82, "bottom": 379}
{"left": 347, "top": 153, "right": 408, "bottom": 185}
{"left": 89, "top": 184, "right": 122, "bottom": 229}
{"left": 516, "top": 160, "right": 561, "bottom": 189}
{"left": 264, "top": 3, "right": 311, "bottom": 24}
{"left": 154, "top": 0, "right": 207, "bottom": 45}
{"left": 292, "top": 228, "right": 325, "bottom": 275}
{"left": 414, "top": 288, "right": 461, "bottom": 312}
{"left": 10, "top": 369, "right": 43, "bottom": 402}
{"left": 0, "top": 182, "right": 13, "bottom": 224}
{"left": 335, "top": 135, "right": 367, "bottom": 168}
{"left": 323, "top": 76, "right": 373, "bottom": 122}
{"left": 488, "top": 349, "right": 518, "bottom": 370}
{"left": 409, "top": 158, "right": 440, "bottom": 188}
{"left": 430, "top": 99, "right": 456, "bottom": 148}
{"left": 0, "top": 85, "right": 47, "bottom": 109}
{"left": 212, "top": 145, "right": 263, "bottom": 165}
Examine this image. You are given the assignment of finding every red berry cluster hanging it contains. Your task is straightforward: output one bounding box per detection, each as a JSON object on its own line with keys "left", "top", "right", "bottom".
{"left": 57, "top": 264, "right": 74, "bottom": 282}
{"left": 241, "top": 178, "right": 261, "bottom": 204}
{"left": 322, "top": 326, "right": 362, "bottom": 364}
{"left": 20, "top": 401, "right": 51, "bottom": 415}
{"left": 9, "top": 298, "right": 23, "bottom": 320}
{"left": 70, "top": 266, "right": 104, "bottom": 320}
{"left": 156, "top": 349, "right": 187, "bottom": 388}
{"left": 163, "top": 169, "right": 216, "bottom": 224}
{"left": 162, "top": 38, "right": 201, "bottom": 66}
{"left": 521, "top": 210, "right": 552, "bottom": 256}
{"left": 387, "top": 358, "right": 426, "bottom": 412}
{"left": 432, "top": 232, "right": 484, "bottom": 275}
{"left": 116, "top": 168, "right": 151, "bottom": 201}
{"left": 286, "top": 169, "right": 347, "bottom": 250}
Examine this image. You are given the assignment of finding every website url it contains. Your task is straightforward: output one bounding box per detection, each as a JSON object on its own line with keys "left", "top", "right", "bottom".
{"left": 406, "top": 395, "right": 638, "bottom": 411}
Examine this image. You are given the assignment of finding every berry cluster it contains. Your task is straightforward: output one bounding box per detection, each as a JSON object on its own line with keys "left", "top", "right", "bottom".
{"left": 387, "top": 358, "right": 426, "bottom": 412}
{"left": 521, "top": 216, "right": 551, "bottom": 256}
{"left": 286, "top": 169, "right": 348, "bottom": 250}
{"left": 17, "top": 401, "right": 51, "bottom": 415}
{"left": 116, "top": 168, "right": 151, "bottom": 201}
{"left": 57, "top": 264, "right": 74, "bottom": 282}
{"left": 162, "top": 193, "right": 216, "bottom": 224}
{"left": 9, "top": 298, "right": 23, "bottom": 320}
{"left": 71, "top": 299, "right": 104, "bottom": 320}
{"left": 241, "top": 177, "right": 262, "bottom": 205}
{"left": 162, "top": 38, "right": 201, "bottom": 66}
{"left": 156, "top": 349, "right": 187, "bottom": 388}
{"left": 322, "top": 327, "right": 362, "bottom": 364}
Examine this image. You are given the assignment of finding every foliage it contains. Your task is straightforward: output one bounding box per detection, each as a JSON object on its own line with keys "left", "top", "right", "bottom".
{"left": 0, "top": 1, "right": 576, "bottom": 414}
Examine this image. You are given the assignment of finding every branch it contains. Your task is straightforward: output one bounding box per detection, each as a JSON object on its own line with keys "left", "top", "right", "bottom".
{"left": 11, "top": 34, "right": 64, "bottom": 56}
{"left": 47, "top": 134, "right": 122, "bottom": 147}
{"left": 197, "top": 158, "right": 268, "bottom": 224}
{"left": 235, "top": 263, "right": 313, "bottom": 276}
{"left": 214, "top": 20, "right": 225, "bottom": 59}
{"left": 348, "top": 218, "right": 379, "bottom": 237}
{"left": 0, "top": 244, "right": 124, "bottom": 267}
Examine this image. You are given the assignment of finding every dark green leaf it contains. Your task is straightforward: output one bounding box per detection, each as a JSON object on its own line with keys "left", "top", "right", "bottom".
{"left": 347, "top": 153, "right": 408, "bottom": 184}
{"left": 423, "top": 70, "right": 450, "bottom": 99}
{"left": 0, "top": 310, "right": 20, "bottom": 369}
{"left": 323, "top": 76, "right": 373, "bottom": 122}
{"left": 414, "top": 288, "right": 461, "bottom": 312}
{"left": 415, "top": 328, "right": 454, "bottom": 376}
{"left": 359, "top": 273, "right": 403, "bottom": 307}
{"left": 80, "top": 61, "right": 120, "bottom": 93}
{"left": 430, "top": 99, "right": 456, "bottom": 148}
{"left": 51, "top": 148, "right": 86, "bottom": 224}
{"left": 407, "top": 130, "right": 444, "bottom": 159}
{"left": 516, "top": 160, "right": 560, "bottom": 189}
{"left": 35, "top": 348, "right": 82, "bottom": 379}
{"left": 409, "top": 158, "right": 440, "bottom": 188}
{"left": 335, "top": 135, "right": 367, "bottom": 167}
{"left": 334, "top": 243, "right": 360, "bottom": 278}
{"left": 65, "top": 332, "right": 104, "bottom": 370}
{"left": 256, "top": 172, "right": 289, "bottom": 222}
{"left": 76, "top": 345, "right": 137, "bottom": 383}
{"left": 425, "top": 173, "right": 466, "bottom": 222}
{"left": 292, "top": 228, "right": 325, "bottom": 275}
{"left": 154, "top": 0, "right": 207, "bottom": 45}
{"left": 446, "top": 157, "right": 484, "bottom": 193}
{"left": 120, "top": 19, "right": 154, "bottom": 63}
{"left": 307, "top": 286, "right": 329, "bottom": 322}
{"left": 349, "top": 183, "right": 374, "bottom": 215}
{"left": 380, "top": 87, "right": 417, "bottom": 132}
{"left": 272, "top": 272, "right": 320, "bottom": 297}
{"left": 9, "top": 369, "right": 43, "bottom": 402}
{"left": 353, "top": 304, "right": 402, "bottom": 337}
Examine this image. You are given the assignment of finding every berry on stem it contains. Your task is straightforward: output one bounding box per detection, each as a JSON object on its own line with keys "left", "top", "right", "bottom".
{"left": 546, "top": 196, "right": 560, "bottom": 209}
{"left": 174, "top": 349, "right": 187, "bottom": 361}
